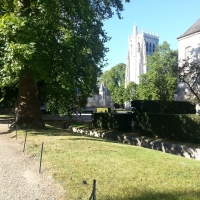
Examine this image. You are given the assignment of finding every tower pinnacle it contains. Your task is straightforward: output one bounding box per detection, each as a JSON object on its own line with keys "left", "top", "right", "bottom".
{"left": 133, "top": 23, "right": 138, "bottom": 36}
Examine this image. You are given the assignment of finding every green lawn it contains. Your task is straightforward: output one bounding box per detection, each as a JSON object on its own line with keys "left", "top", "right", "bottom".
{"left": 10, "top": 125, "right": 200, "bottom": 200}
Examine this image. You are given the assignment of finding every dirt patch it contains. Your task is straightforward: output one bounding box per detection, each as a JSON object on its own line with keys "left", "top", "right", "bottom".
{"left": 0, "top": 123, "right": 67, "bottom": 200}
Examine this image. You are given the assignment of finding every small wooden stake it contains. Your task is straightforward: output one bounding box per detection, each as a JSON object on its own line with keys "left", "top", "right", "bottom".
{"left": 93, "top": 179, "right": 96, "bottom": 200}
{"left": 16, "top": 126, "right": 17, "bottom": 140}
{"left": 23, "top": 131, "right": 27, "bottom": 152}
{"left": 89, "top": 179, "right": 96, "bottom": 200}
{"left": 39, "top": 142, "right": 44, "bottom": 173}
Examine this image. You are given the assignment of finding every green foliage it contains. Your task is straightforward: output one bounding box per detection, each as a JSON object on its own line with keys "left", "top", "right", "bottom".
{"left": 138, "top": 41, "right": 178, "bottom": 101}
{"left": 92, "top": 112, "right": 132, "bottom": 131}
{"left": 112, "top": 83, "right": 125, "bottom": 105}
{"left": 99, "top": 63, "right": 126, "bottom": 91}
{"left": 99, "top": 63, "right": 126, "bottom": 104}
{"left": 0, "top": 0, "right": 129, "bottom": 115}
{"left": 124, "top": 81, "right": 138, "bottom": 101}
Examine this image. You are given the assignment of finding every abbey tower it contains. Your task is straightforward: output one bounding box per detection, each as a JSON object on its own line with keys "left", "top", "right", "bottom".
{"left": 125, "top": 24, "right": 159, "bottom": 108}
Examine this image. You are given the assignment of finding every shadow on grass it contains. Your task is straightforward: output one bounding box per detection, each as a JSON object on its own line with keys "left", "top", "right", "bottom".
{"left": 103, "top": 189, "right": 200, "bottom": 200}
{"left": 23, "top": 127, "right": 80, "bottom": 137}
{"left": 15, "top": 124, "right": 119, "bottom": 143}
{"left": 59, "top": 137, "right": 104, "bottom": 142}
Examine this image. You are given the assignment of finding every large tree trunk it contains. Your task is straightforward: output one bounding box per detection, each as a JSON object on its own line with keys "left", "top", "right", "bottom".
{"left": 11, "top": 0, "right": 44, "bottom": 128}
{"left": 14, "top": 69, "right": 45, "bottom": 128}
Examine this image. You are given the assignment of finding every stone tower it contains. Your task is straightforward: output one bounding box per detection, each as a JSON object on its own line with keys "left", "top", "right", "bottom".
{"left": 125, "top": 23, "right": 159, "bottom": 108}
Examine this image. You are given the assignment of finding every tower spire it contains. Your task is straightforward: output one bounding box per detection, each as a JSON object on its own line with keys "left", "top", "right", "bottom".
{"left": 133, "top": 22, "right": 138, "bottom": 36}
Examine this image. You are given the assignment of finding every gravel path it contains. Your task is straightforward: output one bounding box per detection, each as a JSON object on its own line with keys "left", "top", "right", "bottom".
{"left": 0, "top": 122, "right": 67, "bottom": 200}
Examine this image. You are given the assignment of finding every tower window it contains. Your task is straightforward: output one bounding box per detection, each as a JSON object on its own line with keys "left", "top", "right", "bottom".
{"left": 149, "top": 43, "right": 151, "bottom": 52}
{"left": 131, "top": 45, "right": 132, "bottom": 55}
{"left": 146, "top": 42, "right": 148, "bottom": 52}
{"left": 138, "top": 42, "right": 140, "bottom": 52}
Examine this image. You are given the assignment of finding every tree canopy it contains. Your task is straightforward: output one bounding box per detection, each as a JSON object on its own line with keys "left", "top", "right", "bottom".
{"left": 0, "top": 0, "right": 129, "bottom": 127}
{"left": 138, "top": 41, "right": 178, "bottom": 101}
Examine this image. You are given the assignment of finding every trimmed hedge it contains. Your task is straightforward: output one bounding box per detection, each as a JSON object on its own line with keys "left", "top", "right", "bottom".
{"left": 131, "top": 100, "right": 196, "bottom": 130}
{"left": 131, "top": 100, "right": 196, "bottom": 114}
{"left": 91, "top": 101, "right": 200, "bottom": 144}
{"left": 92, "top": 113, "right": 132, "bottom": 131}
{"left": 140, "top": 113, "right": 200, "bottom": 143}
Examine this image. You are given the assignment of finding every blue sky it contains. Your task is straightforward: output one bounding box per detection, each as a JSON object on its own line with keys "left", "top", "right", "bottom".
{"left": 103, "top": 0, "right": 200, "bottom": 72}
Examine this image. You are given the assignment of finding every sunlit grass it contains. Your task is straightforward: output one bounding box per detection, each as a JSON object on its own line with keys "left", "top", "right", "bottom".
{"left": 0, "top": 114, "right": 15, "bottom": 119}
{"left": 9, "top": 126, "right": 200, "bottom": 200}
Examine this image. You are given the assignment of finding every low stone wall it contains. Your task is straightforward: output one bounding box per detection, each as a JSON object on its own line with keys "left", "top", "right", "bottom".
{"left": 69, "top": 127, "right": 200, "bottom": 160}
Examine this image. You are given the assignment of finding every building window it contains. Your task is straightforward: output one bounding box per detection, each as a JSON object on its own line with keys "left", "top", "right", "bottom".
{"left": 146, "top": 42, "right": 148, "bottom": 52}
{"left": 185, "top": 46, "right": 191, "bottom": 60}
{"left": 149, "top": 43, "right": 151, "bottom": 52}
{"left": 153, "top": 44, "right": 155, "bottom": 52}
{"left": 131, "top": 45, "right": 132, "bottom": 55}
{"left": 138, "top": 42, "right": 140, "bottom": 52}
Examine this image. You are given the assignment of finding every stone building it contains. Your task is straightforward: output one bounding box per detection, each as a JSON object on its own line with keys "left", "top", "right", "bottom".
{"left": 86, "top": 82, "right": 114, "bottom": 110}
{"left": 175, "top": 18, "right": 200, "bottom": 102}
{"left": 125, "top": 23, "right": 159, "bottom": 108}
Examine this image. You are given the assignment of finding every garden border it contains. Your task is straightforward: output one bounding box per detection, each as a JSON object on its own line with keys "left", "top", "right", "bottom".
{"left": 69, "top": 127, "right": 200, "bottom": 160}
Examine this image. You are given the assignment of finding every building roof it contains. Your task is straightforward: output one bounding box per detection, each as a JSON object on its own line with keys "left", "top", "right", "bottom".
{"left": 177, "top": 18, "right": 200, "bottom": 39}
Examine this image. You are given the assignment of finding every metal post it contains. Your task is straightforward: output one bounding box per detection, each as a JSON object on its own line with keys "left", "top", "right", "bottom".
{"left": 23, "top": 131, "right": 28, "bottom": 152}
{"left": 89, "top": 179, "right": 96, "bottom": 200}
{"left": 93, "top": 179, "right": 96, "bottom": 200}
{"left": 39, "top": 142, "right": 44, "bottom": 173}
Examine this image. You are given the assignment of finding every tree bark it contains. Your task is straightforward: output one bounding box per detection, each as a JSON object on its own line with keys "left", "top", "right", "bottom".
{"left": 14, "top": 69, "right": 45, "bottom": 128}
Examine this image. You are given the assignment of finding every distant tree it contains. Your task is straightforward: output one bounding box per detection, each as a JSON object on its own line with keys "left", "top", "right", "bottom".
{"left": 138, "top": 41, "right": 178, "bottom": 101}
{"left": 0, "top": 0, "right": 129, "bottom": 128}
{"left": 99, "top": 63, "right": 126, "bottom": 104}
{"left": 124, "top": 81, "right": 138, "bottom": 101}
{"left": 112, "top": 83, "right": 125, "bottom": 107}
{"left": 99, "top": 63, "right": 126, "bottom": 91}
{"left": 178, "top": 61, "right": 200, "bottom": 103}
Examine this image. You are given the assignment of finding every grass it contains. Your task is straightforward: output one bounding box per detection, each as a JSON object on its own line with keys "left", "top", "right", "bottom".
{"left": 0, "top": 114, "right": 15, "bottom": 119}
{"left": 9, "top": 125, "right": 200, "bottom": 200}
